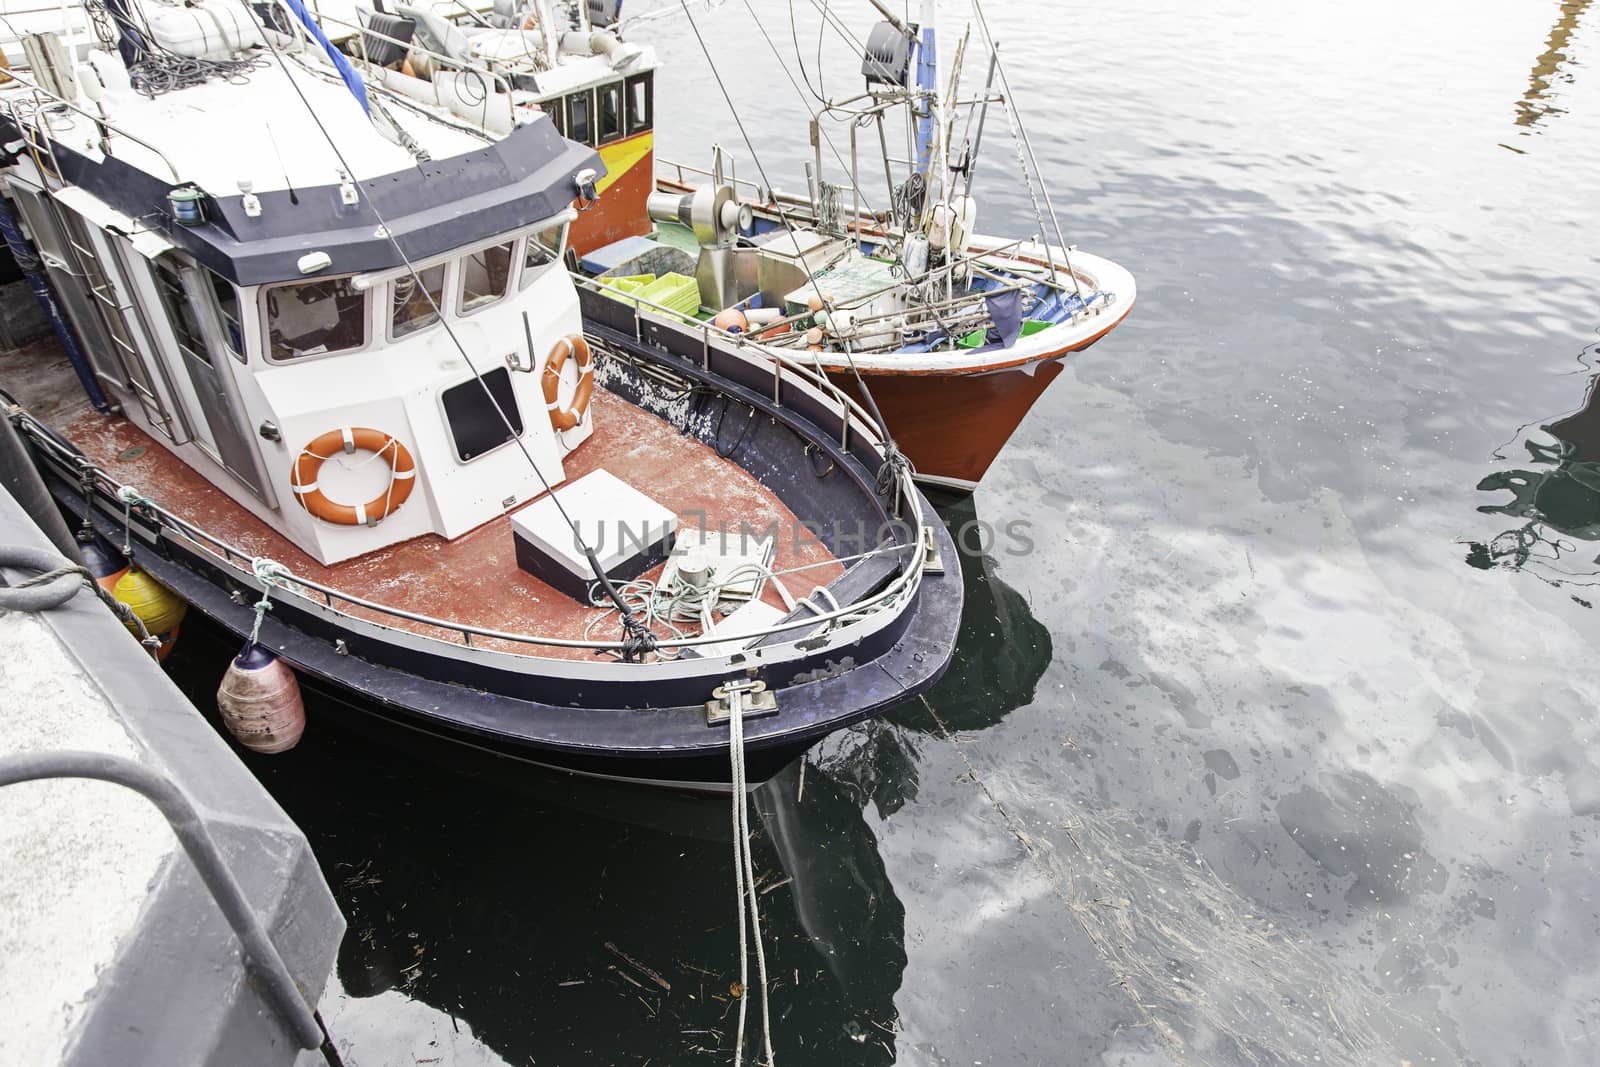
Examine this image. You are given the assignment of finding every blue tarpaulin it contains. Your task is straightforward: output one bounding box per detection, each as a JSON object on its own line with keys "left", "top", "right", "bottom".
{"left": 284, "top": 0, "right": 369, "bottom": 115}
{"left": 985, "top": 288, "right": 1023, "bottom": 349}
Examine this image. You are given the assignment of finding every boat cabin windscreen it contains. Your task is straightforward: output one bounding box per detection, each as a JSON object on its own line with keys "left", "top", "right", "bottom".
{"left": 543, "top": 72, "right": 652, "bottom": 149}
{"left": 207, "top": 269, "right": 245, "bottom": 361}
{"left": 459, "top": 242, "right": 515, "bottom": 314}
{"left": 390, "top": 263, "right": 446, "bottom": 340}
{"left": 266, "top": 278, "right": 368, "bottom": 362}
{"left": 566, "top": 91, "right": 593, "bottom": 145}
{"left": 598, "top": 81, "right": 623, "bottom": 144}
{"left": 522, "top": 222, "right": 567, "bottom": 288}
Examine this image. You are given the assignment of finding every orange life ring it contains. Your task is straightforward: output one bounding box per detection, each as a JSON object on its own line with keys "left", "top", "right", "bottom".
{"left": 522, "top": 12, "right": 539, "bottom": 29}
{"left": 543, "top": 334, "right": 594, "bottom": 432}
{"left": 291, "top": 427, "right": 416, "bottom": 526}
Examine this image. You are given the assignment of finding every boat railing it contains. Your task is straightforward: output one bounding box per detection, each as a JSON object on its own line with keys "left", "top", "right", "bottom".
{"left": 13, "top": 376, "right": 926, "bottom": 661}
{"left": 567, "top": 272, "right": 916, "bottom": 465}
{"left": 657, "top": 155, "right": 768, "bottom": 202}
{"left": 0, "top": 67, "right": 184, "bottom": 183}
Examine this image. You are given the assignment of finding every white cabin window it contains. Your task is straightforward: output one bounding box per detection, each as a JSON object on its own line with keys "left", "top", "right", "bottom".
{"left": 459, "top": 242, "right": 514, "bottom": 314}
{"left": 598, "top": 81, "right": 623, "bottom": 144}
{"left": 566, "top": 90, "right": 593, "bottom": 145}
{"left": 390, "top": 263, "right": 446, "bottom": 339}
{"left": 625, "top": 72, "right": 652, "bottom": 135}
{"left": 542, "top": 97, "right": 567, "bottom": 139}
{"left": 265, "top": 277, "right": 368, "bottom": 361}
{"left": 206, "top": 269, "right": 245, "bottom": 362}
{"left": 521, "top": 224, "right": 565, "bottom": 289}
{"left": 152, "top": 259, "right": 211, "bottom": 365}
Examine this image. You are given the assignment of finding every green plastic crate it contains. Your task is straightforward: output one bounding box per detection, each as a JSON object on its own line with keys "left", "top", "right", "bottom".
{"left": 637, "top": 272, "right": 701, "bottom": 319}
{"left": 598, "top": 274, "right": 655, "bottom": 304}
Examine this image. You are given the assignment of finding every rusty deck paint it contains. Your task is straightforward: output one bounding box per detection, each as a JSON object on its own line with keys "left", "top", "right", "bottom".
{"left": 7, "top": 342, "right": 839, "bottom": 660}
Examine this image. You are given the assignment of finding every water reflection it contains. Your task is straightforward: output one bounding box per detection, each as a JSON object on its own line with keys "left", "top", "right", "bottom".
{"left": 161, "top": 494, "right": 1051, "bottom": 1065}
{"left": 1469, "top": 354, "right": 1600, "bottom": 592}
{"left": 806, "top": 494, "right": 1054, "bottom": 819}
{"left": 1515, "top": 0, "right": 1592, "bottom": 131}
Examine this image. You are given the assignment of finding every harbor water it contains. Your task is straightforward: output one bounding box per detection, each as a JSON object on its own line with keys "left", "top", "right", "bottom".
{"left": 163, "top": 1, "right": 1600, "bottom": 1062}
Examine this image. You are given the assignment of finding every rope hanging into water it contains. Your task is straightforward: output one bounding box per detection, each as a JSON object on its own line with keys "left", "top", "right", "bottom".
{"left": 728, "top": 691, "right": 775, "bottom": 1067}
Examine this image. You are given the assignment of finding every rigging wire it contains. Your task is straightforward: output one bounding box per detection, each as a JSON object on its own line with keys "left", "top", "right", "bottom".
{"left": 786, "top": 0, "right": 826, "bottom": 105}
{"left": 241, "top": 1, "right": 659, "bottom": 660}
{"left": 737, "top": 0, "right": 969, "bottom": 351}
{"left": 802, "top": 0, "right": 872, "bottom": 62}
{"left": 675, "top": 0, "right": 912, "bottom": 498}
{"left": 966, "top": 0, "right": 1084, "bottom": 296}
{"left": 748, "top": 0, "right": 895, "bottom": 226}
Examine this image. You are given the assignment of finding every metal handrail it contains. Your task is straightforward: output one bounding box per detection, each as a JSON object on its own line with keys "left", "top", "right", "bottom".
{"left": 0, "top": 67, "right": 183, "bottom": 182}
{"left": 0, "top": 751, "right": 324, "bottom": 1051}
{"left": 659, "top": 156, "right": 767, "bottom": 199}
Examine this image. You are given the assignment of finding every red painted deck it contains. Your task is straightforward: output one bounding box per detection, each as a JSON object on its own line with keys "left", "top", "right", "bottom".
{"left": 7, "top": 340, "right": 839, "bottom": 660}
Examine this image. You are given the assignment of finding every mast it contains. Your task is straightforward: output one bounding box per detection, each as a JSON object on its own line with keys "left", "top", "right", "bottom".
{"left": 913, "top": 0, "right": 940, "bottom": 184}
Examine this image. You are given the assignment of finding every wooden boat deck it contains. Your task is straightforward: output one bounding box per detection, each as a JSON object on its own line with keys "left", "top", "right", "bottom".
{"left": 6, "top": 339, "right": 840, "bottom": 660}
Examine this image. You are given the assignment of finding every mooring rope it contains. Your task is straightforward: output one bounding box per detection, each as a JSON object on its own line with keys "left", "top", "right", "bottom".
{"left": 729, "top": 690, "right": 775, "bottom": 1067}
{"left": 247, "top": 558, "right": 290, "bottom": 648}
{"left": 0, "top": 543, "right": 159, "bottom": 656}
{"left": 115, "top": 484, "right": 149, "bottom": 560}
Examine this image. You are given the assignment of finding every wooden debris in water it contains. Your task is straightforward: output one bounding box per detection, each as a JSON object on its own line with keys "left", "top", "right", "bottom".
{"left": 605, "top": 940, "right": 672, "bottom": 991}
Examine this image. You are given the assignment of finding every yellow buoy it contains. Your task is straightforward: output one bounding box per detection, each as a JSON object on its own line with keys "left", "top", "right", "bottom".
{"left": 217, "top": 645, "right": 305, "bottom": 753}
{"left": 113, "top": 568, "right": 187, "bottom": 661}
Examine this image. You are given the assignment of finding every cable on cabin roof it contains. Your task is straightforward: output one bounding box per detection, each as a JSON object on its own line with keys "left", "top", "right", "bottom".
{"left": 77, "top": 0, "right": 268, "bottom": 98}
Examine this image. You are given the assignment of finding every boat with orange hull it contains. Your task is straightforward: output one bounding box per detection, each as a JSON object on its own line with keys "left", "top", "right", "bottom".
{"left": 558, "top": 1, "right": 1136, "bottom": 492}
{"left": 292, "top": 0, "right": 1137, "bottom": 492}
{"left": 565, "top": 171, "right": 1135, "bottom": 491}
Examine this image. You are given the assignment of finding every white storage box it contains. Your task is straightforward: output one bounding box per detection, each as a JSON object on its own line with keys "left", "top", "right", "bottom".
{"left": 510, "top": 469, "right": 677, "bottom": 601}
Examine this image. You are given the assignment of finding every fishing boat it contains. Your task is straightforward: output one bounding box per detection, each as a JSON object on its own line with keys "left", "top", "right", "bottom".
{"left": 0, "top": 0, "right": 960, "bottom": 790}
{"left": 302, "top": 0, "right": 1138, "bottom": 491}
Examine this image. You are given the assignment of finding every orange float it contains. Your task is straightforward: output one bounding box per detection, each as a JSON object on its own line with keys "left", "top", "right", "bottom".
{"left": 291, "top": 427, "right": 416, "bottom": 526}
{"left": 543, "top": 334, "right": 595, "bottom": 432}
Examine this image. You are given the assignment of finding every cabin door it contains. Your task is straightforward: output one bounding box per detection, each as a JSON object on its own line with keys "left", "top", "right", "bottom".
{"left": 4, "top": 181, "right": 186, "bottom": 441}
{"left": 144, "top": 254, "right": 273, "bottom": 502}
